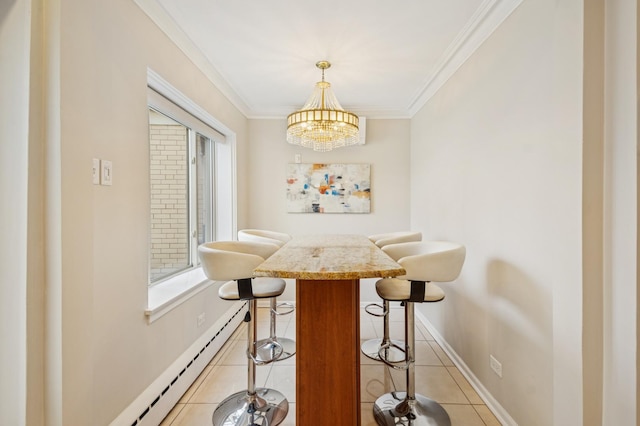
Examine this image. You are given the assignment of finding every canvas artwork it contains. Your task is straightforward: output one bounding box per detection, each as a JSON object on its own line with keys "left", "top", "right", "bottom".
{"left": 286, "top": 163, "right": 371, "bottom": 214}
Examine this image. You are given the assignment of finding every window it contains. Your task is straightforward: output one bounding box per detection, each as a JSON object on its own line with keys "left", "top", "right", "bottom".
{"left": 144, "top": 70, "right": 236, "bottom": 320}
{"left": 147, "top": 87, "right": 225, "bottom": 285}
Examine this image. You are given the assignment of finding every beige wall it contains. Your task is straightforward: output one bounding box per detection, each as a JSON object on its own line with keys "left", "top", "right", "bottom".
{"left": 5, "top": 0, "right": 638, "bottom": 424}
{"left": 410, "top": 1, "right": 584, "bottom": 425}
{"left": 49, "top": 0, "right": 248, "bottom": 423}
{"left": 6, "top": 0, "right": 410, "bottom": 422}
{"left": 411, "top": 0, "right": 639, "bottom": 425}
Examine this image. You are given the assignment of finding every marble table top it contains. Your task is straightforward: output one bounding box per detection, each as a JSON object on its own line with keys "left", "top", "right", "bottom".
{"left": 253, "top": 234, "right": 406, "bottom": 280}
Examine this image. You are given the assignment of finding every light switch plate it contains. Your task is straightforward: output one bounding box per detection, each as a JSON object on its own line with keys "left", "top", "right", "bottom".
{"left": 101, "top": 160, "right": 113, "bottom": 186}
{"left": 92, "top": 158, "right": 100, "bottom": 185}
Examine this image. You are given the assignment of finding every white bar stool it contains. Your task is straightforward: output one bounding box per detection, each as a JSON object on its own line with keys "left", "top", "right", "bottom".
{"left": 362, "top": 231, "right": 422, "bottom": 362}
{"left": 198, "top": 241, "right": 289, "bottom": 426}
{"left": 238, "top": 229, "right": 296, "bottom": 361}
{"left": 372, "top": 241, "right": 465, "bottom": 426}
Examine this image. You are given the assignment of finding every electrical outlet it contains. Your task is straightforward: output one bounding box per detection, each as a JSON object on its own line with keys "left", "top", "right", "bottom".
{"left": 197, "top": 312, "right": 205, "bottom": 327}
{"left": 490, "top": 354, "right": 502, "bottom": 378}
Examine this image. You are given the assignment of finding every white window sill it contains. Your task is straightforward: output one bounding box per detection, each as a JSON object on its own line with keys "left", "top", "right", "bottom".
{"left": 145, "top": 267, "right": 217, "bottom": 323}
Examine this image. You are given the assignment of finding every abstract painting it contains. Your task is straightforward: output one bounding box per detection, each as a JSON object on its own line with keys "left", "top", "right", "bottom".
{"left": 286, "top": 163, "right": 371, "bottom": 213}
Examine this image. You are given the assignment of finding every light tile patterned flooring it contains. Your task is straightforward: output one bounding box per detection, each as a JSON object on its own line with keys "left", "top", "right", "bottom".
{"left": 161, "top": 306, "right": 501, "bottom": 425}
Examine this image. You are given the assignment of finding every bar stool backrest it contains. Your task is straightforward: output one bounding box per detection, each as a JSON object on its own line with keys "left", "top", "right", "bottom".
{"left": 238, "top": 229, "right": 292, "bottom": 248}
{"left": 383, "top": 241, "right": 466, "bottom": 282}
{"left": 368, "top": 231, "right": 422, "bottom": 249}
{"left": 198, "top": 241, "right": 280, "bottom": 281}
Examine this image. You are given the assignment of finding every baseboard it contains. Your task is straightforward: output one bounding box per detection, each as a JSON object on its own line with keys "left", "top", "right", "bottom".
{"left": 414, "top": 310, "right": 518, "bottom": 426}
{"left": 109, "top": 301, "right": 246, "bottom": 426}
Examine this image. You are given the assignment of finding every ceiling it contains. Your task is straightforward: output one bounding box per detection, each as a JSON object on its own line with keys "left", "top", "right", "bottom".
{"left": 135, "top": 0, "right": 522, "bottom": 119}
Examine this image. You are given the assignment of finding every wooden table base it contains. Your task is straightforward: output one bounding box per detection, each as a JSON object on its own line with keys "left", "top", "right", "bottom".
{"left": 296, "top": 278, "right": 361, "bottom": 425}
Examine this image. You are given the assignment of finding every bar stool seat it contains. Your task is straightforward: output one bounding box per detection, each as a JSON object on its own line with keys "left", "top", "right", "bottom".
{"left": 362, "top": 231, "right": 422, "bottom": 362}
{"left": 199, "top": 240, "right": 289, "bottom": 426}
{"left": 218, "top": 277, "right": 285, "bottom": 300}
{"left": 375, "top": 278, "right": 445, "bottom": 302}
{"left": 373, "top": 240, "right": 465, "bottom": 426}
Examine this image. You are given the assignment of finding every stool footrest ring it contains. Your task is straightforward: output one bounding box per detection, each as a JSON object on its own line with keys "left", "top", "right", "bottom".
{"left": 365, "top": 302, "right": 387, "bottom": 318}
{"left": 256, "top": 337, "right": 296, "bottom": 361}
{"left": 249, "top": 340, "right": 284, "bottom": 365}
{"left": 361, "top": 338, "right": 405, "bottom": 362}
{"left": 273, "top": 301, "right": 295, "bottom": 316}
{"left": 378, "top": 342, "right": 409, "bottom": 370}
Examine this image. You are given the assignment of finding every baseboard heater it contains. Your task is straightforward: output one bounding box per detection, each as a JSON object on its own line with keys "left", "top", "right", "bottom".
{"left": 110, "top": 301, "right": 246, "bottom": 426}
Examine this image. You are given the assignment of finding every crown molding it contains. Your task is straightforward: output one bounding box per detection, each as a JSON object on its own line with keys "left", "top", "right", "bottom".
{"left": 135, "top": 0, "right": 524, "bottom": 119}
{"left": 407, "top": 0, "right": 524, "bottom": 116}
{"left": 133, "top": 0, "right": 253, "bottom": 117}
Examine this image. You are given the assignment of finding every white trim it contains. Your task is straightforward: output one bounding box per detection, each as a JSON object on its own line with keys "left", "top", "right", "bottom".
{"left": 415, "top": 310, "right": 518, "bottom": 426}
{"left": 148, "top": 89, "right": 226, "bottom": 143}
{"left": 137, "top": 0, "right": 251, "bottom": 115}
{"left": 147, "top": 68, "right": 234, "bottom": 139}
{"left": 111, "top": 301, "right": 245, "bottom": 426}
{"left": 136, "top": 1, "right": 523, "bottom": 119}
{"left": 407, "top": 0, "right": 524, "bottom": 116}
{"left": 134, "top": 2, "right": 251, "bottom": 116}
{"left": 147, "top": 68, "right": 239, "bottom": 242}
{"left": 145, "top": 268, "right": 216, "bottom": 323}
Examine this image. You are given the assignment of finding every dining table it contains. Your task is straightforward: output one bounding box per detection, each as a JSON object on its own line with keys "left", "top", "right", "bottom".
{"left": 253, "top": 234, "right": 405, "bottom": 425}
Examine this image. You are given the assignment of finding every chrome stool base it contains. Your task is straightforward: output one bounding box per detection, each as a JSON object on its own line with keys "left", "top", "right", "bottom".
{"left": 212, "top": 388, "right": 289, "bottom": 426}
{"left": 256, "top": 337, "right": 296, "bottom": 361}
{"left": 373, "top": 392, "right": 451, "bottom": 426}
{"left": 361, "top": 338, "right": 405, "bottom": 362}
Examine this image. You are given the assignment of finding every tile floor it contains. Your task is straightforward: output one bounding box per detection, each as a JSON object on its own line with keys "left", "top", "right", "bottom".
{"left": 160, "top": 305, "right": 502, "bottom": 425}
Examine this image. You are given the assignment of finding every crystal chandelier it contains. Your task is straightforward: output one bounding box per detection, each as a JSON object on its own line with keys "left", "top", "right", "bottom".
{"left": 286, "top": 61, "right": 359, "bottom": 152}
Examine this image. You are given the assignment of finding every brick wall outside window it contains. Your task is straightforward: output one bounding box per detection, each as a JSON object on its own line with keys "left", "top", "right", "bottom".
{"left": 149, "top": 124, "right": 189, "bottom": 282}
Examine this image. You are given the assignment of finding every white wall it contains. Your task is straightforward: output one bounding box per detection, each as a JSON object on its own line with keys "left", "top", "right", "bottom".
{"left": 410, "top": 1, "right": 584, "bottom": 425}
{"left": 49, "top": 0, "right": 249, "bottom": 424}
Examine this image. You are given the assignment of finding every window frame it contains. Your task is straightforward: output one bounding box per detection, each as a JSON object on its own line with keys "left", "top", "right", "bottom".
{"left": 147, "top": 103, "right": 220, "bottom": 284}
{"left": 145, "top": 69, "right": 237, "bottom": 322}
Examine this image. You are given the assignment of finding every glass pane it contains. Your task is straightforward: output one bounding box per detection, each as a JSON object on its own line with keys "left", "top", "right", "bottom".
{"left": 196, "top": 132, "right": 214, "bottom": 249}
{"left": 149, "top": 108, "right": 191, "bottom": 283}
